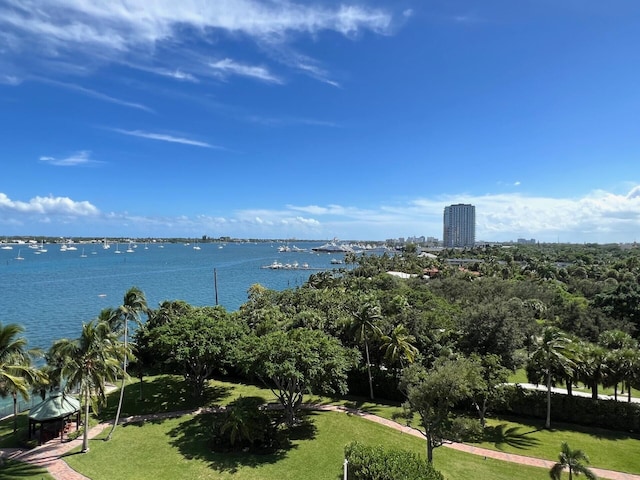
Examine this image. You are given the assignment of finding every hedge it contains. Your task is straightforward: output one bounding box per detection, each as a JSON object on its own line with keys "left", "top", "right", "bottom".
{"left": 495, "top": 385, "right": 640, "bottom": 432}
{"left": 344, "top": 441, "right": 444, "bottom": 480}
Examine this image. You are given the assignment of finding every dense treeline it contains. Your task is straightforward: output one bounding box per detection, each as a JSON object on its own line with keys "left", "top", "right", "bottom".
{"left": 5, "top": 242, "right": 640, "bottom": 466}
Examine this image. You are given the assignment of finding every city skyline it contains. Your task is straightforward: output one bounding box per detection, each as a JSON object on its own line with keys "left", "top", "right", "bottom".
{"left": 2, "top": 2, "right": 640, "bottom": 243}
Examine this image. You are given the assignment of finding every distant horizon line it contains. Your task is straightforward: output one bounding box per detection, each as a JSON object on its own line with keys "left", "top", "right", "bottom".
{"left": 1, "top": 235, "right": 639, "bottom": 247}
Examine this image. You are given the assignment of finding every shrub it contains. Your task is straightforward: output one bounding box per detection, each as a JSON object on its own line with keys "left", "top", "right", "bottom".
{"left": 210, "top": 396, "right": 281, "bottom": 453}
{"left": 448, "top": 416, "right": 485, "bottom": 442}
{"left": 344, "top": 441, "right": 444, "bottom": 480}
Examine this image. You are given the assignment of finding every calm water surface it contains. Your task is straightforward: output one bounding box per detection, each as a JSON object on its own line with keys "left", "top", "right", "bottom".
{"left": 0, "top": 241, "right": 339, "bottom": 350}
{"left": 0, "top": 241, "right": 343, "bottom": 414}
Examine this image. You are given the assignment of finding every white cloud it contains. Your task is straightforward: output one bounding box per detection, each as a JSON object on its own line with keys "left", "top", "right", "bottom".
{"left": 6, "top": 186, "right": 640, "bottom": 243}
{"left": 110, "top": 128, "right": 219, "bottom": 148}
{"left": 209, "top": 58, "right": 282, "bottom": 84}
{"left": 0, "top": 75, "right": 21, "bottom": 85}
{"left": 1, "top": 0, "right": 394, "bottom": 88}
{"left": 39, "top": 150, "right": 97, "bottom": 166}
{"left": 0, "top": 193, "right": 99, "bottom": 216}
{"left": 37, "top": 79, "right": 153, "bottom": 112}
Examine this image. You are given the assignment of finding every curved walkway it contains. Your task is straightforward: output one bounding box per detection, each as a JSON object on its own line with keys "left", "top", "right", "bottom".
{"left": 5, "top": 404, "right": 640, "bottom": 480}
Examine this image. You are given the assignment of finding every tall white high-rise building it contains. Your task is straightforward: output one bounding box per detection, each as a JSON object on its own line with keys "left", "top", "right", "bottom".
{"left": 443, "top": 204, "right": 476, "bottom": 247}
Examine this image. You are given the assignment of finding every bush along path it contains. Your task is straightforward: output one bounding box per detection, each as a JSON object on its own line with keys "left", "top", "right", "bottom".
{"left": 6, "top": 404, "right": 640, "bottom": 480}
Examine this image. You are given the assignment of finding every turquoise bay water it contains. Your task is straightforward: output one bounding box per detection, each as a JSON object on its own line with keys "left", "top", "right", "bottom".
{"left": 0, "top": 241, "right": 337, "bottom": 351}
{"left": 0, "top": 241, "right": 340, "bottom": 415}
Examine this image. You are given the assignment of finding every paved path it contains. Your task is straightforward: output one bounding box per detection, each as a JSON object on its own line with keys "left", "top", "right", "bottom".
{"left": 4, "top": 404, "right": 640, "bottom": 480}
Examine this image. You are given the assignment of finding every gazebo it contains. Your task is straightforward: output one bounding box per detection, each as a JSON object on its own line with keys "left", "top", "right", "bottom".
{"left": 28, "top": 391, "right": 81, "bottom": 444}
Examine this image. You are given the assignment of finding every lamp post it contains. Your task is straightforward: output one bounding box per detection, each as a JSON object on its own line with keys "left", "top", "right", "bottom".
{"left": 343, "top": 458, "right": 348, "bottom": 480}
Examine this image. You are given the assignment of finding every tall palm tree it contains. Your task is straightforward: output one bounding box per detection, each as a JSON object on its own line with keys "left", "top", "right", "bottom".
{"left": 379, "top": 324, "right": 419, "bottom": 369}
{"left": 530, "top": 326, "right": 574, "bottom": 429}
{"left": 0, "top": 322, "right": 43, "bottom": 433}
{"left": 577, "top": 342, "right": 608, "bottom": 401}
{"left": 549, "top": 442, "right": 597, "bottom": 480}
{"left": 350, "top": 299, "right": 382, "bottom": 400}
{"left": 50, "top": 319, "right": 125, "bottom": 452}
{"left": 106, "top": 287, "right": 148, "bottom": 441}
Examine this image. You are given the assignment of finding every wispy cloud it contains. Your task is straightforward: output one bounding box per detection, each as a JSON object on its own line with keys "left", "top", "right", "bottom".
{"left": 37, "top": 79, "right": 153, "bottom": 112}
{"left": 262, "top": 45, "right": 341, "bottom": 87}
{"left": 0, "top": 1, "right": 395, "bottom": 86}
{"left": 209, "top": 58, "right": 283, "bottom": 84}
{"left": 110, "top": 128, "right": 220, "bottom": 148}
{"left": 39, "top": 150, "right": 98, "bottom": 167}
{"left": 247, "top": 115, "right": 339, "bottom": 128}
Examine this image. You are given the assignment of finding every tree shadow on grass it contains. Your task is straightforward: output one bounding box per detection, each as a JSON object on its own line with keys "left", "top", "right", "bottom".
{"left": 0, "top": 459, "right": 51, "bottom": 479}
{"left": 491, "top": 414, "right": 640, "bottom": 442}
{"left": 166, "top": 410, "right": 318, "bottom": 474}
{"left": 483, "top": 423, "right": 541, "bottom": 450}
{"left": 100, "top": 375, "right": 233, "bottom": 421}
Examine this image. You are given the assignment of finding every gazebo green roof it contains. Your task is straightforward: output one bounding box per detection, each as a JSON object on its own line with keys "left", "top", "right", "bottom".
{"left": 29, "top": 392, "right": 81, "bottom": 422}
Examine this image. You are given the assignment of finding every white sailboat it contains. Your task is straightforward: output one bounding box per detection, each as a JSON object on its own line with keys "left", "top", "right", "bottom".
{"left": 15, "top": 249, "right": 24, "bottom": 260}
{"left": 114, "top": 243, "right": 122, "bottom": 254}
{"left": 80, "top": 248, "right": 87, "bottom": 258}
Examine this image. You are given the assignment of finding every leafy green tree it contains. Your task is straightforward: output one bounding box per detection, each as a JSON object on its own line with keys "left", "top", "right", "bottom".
{"left": 549, "top": 442, "right": 597, "bottom": 480}
{"left": 238, "top": 328, "right": 358, "bottom": 425}
{"left": 106, "top": 287, "right": 149, "bottom": 441}
{"left": 140, "top": 305, "right": 245, "bottom": 397}
{"left": 49, "top": 319, "right": 126, "bottom": 452}
{"left": 399, "top": 359, "right": 474, "bottom": 463}
{"left": 467, "top": 353, "right": 510, "bottom": 428}
{"left": 529, "top": 326, "right": 574, "bottom": 429}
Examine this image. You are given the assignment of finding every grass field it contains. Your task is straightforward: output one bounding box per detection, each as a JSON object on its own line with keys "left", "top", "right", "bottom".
{"left": 5, "top": 375, "right": 640, "bottom": 479}
{"left": 0, "top": 459, "right": 54, "bottom": 480}
{"left": 64, "top": 409, "right": 552, "bottom": 480}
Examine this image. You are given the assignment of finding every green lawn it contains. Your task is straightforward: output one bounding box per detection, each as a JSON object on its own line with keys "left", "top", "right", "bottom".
{"left": 6, "top": 375, "right": 640, "bottom": 479}
{"left": 0, "top": 459, "right": 54, "bottom": 480}
{"left": 0, "top": 412, "right": 30, "bottom": 448}
{"left": 64, "top": 409, "right": 551, "bottom": 480}
{"left": 474, "top": 415, "right": 640, "bottom": 474}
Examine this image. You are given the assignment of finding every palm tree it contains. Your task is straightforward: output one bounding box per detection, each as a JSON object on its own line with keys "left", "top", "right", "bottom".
{"left": 529, "top": 326, "right": 574, "bottom": 429}
{"left": 379, "top": 324, "right": 419, "bottom": 369}
{"left": 577, "top": 342, "right": 608, "bottom": 401}
{"left": 49, "top": 319, "right": 125, "bottom": 452}
{"left": 549, "top": 442, "right": 597, "bottom": 480}
{"left": 350, "top": 299, "right": 382, "bottom": 400}
{"left": 106, "top": 287, "right": 148, "bottom": 441}
{"left": 0, "top": 322, "right": 43, "bottom": 433}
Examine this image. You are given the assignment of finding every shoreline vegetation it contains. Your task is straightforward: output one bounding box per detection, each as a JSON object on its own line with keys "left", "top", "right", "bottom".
{"left": 4, "top": 242, "right": 640, "bottom": 478}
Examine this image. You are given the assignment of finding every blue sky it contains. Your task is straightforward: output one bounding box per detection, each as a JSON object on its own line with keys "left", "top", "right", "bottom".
{"left": 1, "top": 1, "right": 640, "bottom": 243}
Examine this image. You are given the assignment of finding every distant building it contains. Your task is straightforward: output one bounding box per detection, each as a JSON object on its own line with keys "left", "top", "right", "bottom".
{"left": 443, "top": 204, "right": 476, "bottom": 248}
